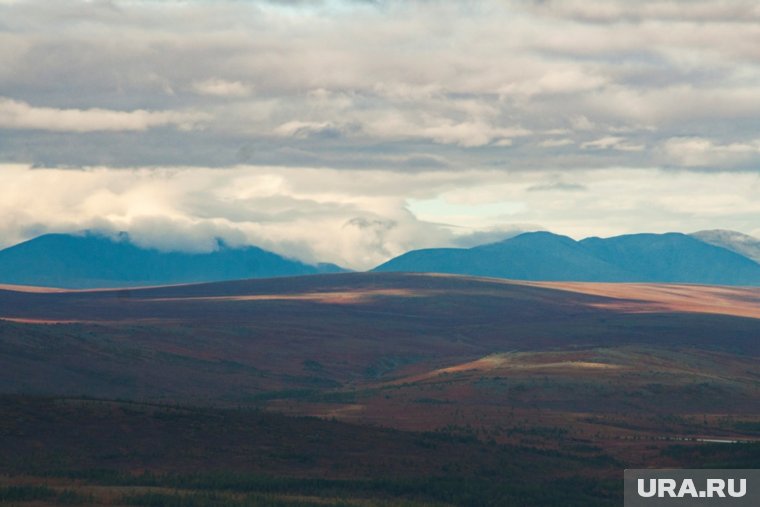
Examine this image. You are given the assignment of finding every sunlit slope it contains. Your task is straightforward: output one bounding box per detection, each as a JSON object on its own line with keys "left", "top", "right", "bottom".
{"left": 527, "top": 280, "right": 760, "bottom": 320}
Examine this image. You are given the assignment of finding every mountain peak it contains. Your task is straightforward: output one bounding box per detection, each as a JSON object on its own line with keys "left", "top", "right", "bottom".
{"left": 477, "top": 230, "right": 576, "bottom": 249}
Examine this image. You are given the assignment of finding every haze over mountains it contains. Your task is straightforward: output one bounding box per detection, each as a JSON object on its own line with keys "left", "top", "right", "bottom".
{"left": 2, "top": 229, "right": 760, "bottom": 288}
{"left": 692, "top": 229, "right": 760, "bottom": 264}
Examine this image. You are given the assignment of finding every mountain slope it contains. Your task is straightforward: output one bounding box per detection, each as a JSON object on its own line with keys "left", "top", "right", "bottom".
{"left": 580, "top": 232, "right": 760, "bottom": 285}
{"left": 0, "top": 232, "right": 346, "bottom": 288}
{"left": 692, "top": 229, "right": 760, "bottom": 264}
{"left": 376, "top": 232, "right": 633, "bottom": 281}
{"left": 375, "top": 231, "right": 760, "bottom": 285}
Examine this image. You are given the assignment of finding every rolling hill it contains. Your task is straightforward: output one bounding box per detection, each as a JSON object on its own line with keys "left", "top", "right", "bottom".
{"left": 0, "top": 232, "right": 346, "bottom": 288}
{"left": 1, "top": 272, "right": 759, "bottom": 505}
{"left": 374, "top": 231, "right": 760, "bottom": 285}
{"left": 1, "top": 272, "right": 759, "bottom": 401}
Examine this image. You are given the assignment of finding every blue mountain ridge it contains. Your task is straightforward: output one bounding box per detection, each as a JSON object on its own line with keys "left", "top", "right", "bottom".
{"left": 3, "top": 230, "right": 760, "bottom": 288}
{"left": 0, "top": 232, "right": 346, "bottom": 289}
{"left": 373, "top": 231, "right": 760, "bottom": 286}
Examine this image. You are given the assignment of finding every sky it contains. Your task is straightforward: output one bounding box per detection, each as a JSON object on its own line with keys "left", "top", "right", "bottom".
{"left": 2, "top": 0, "right": 760, "bottom": 269}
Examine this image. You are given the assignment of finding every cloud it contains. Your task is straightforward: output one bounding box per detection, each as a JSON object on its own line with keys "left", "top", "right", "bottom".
{"left": 0, "top": 0, "right": 757, "bottom": 169}
{"left": 528, "top": 0, "right": 760, "bottom": 24}
{"left": 422, "top": 122, "right": 530, "bottom": 148}
{"left": 1, "top": 164, "right": 760, "bottom": 269}
{"left": 274, "top": 120, "right": 359, "bottom": 139}
{"left": 527, "top": 181, "right": 587, "bottom": 192}
{"left": 360, "top": 114, "right": 530, "bottom": 148}
{"left": 191, "top": 79, "right": 252, "bottom": 97}
{"left": 0, "top": 164, "right": 453, "bottom": 269}
{"left": 498, "top": 67, "right": 607, "bottom": 97}
{"left": 0, "top": 97, "right": 206, "bottom": 132}
{"left": 660, "top": 137, "right": 760, "bottom": 168}
{"left": 538, "top": 138, "right": 574, "bottom": 148}
{"left": 581, "top": 136, "right": 645, "bottom": 152}
{"left": 0, "top": 1, "right": 759, "bottom": 264}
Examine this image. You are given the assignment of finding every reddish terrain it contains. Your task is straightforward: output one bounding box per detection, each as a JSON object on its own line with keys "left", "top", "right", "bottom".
{"left": 531, "top": 280, "right": 760, "bottom": 320}
{"left": 1, "top": 273, "right": 758, "bottom": 505}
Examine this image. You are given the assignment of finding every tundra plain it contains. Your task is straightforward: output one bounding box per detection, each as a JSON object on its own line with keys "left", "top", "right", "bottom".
{"left": 1, "top": 273, "right": 759, "bottom": 506}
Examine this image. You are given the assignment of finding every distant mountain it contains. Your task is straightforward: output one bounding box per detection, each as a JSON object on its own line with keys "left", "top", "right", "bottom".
{"left": 692, "top": 229, "right": 760, "bottom": 264}
{"left": 0, "top": 232, "right": 347, "bottom": 288}
{"left": 579, "top": 232, "right": 760, "bottom": 285}
{"left": 374, "top": 231, "right": 632, "bottom": 282}
{"left": 374, "top": 231, "right": 760, "bottom": 286}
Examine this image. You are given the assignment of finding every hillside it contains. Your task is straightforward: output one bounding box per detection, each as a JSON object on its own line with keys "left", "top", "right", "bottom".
{"left": 0, "top": 395, "right": 624, "bottom": 506}
{"left": 375, "top": 231, "right": 760, "bottom": 285}
{"left": 0, "top": 232, "right": 346, "bottom": 289}
{"left": 1, "top": 273, "right": 759, "bottom": 505}
{"left": 1, "top": 272, "right": 759, "bottom": 402}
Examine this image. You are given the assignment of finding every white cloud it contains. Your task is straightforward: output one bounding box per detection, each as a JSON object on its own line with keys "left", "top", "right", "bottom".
{"left": 2, "top": 164, "right": 760, "bottom": 270}
{"left": 274, "top": 120, "right": 350, "bottom": 139}
{"left": 0, "top": 97, "right": 207, "bottom": 132}
{"left": 581, "top": 136, "right": 645, "bottom": 152}
{"left": 498, "top": 68, "right": 607, "bottom": 97}
{"left": 538, "top": 138, "right": 574, "bottom": 148}
{"left": 0, "top": 0, "right": 756, "bottom": 170}
{"left": 529, "top": 0, "right": 760, "bottom": 24}
{"left": 0, "top": 0, "right": 757, "bottom": 170}
{"left": 661, "top": 137, "right": 760, "bottom": 167}
{"left": 420, "top": 121, "right": 522, "bottom": 148}
{"left": 362, "top": 115, "right": 530, "bottom": 148}
{"left": 0, "top": 1, "right": 759, "bottom": 264}
{"left": 191, "top": 78, "right": 252, "bottom": 97}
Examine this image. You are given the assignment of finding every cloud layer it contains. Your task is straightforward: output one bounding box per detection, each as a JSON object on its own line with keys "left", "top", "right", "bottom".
{"left": 1, "top": 0, "right": 760, "bottom": 170}
{"left": 1, "top": 1, "right": 759, "bottom": 264}
{"left": 0, "top": 97, "right": 205, "bottom": 132}
{"left": 3, "top": 164, "right": 759, "bottom": 269}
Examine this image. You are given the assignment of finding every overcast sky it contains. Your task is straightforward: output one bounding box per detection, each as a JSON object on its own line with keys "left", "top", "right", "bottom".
{"left": 2, "top": 0, "right": 760, "bottom": 269}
